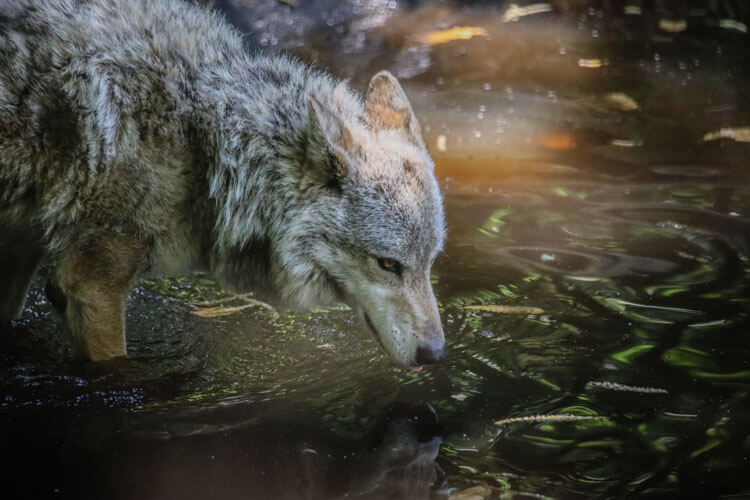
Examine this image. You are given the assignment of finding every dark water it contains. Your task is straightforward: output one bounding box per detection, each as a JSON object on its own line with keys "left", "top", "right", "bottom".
{"left": 3, "top": 1, "right": 750, "bottom": 498}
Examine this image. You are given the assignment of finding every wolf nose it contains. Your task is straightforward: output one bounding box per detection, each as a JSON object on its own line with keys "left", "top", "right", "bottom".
{"left": 415, "top": 343, "right": 446, "bottom": 365}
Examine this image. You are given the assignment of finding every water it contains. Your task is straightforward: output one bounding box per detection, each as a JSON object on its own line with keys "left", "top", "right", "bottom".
{"left": 2, "top": 1, "right": 750, "bottom": 498}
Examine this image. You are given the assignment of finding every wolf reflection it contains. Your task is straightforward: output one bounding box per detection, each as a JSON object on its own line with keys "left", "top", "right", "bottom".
{"left": 112, "top": 403, "right": 443, "bottom": 499}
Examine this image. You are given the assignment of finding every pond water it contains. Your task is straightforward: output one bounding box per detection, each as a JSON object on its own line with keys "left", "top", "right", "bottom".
{"left": 2, "top": 1, "right": 750, "bottom": 498}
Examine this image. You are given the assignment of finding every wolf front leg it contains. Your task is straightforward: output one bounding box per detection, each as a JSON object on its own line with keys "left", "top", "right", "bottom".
{"left": 56, "top": 234, "right": 149, "bottom": 361}
{"left": 0, "top": 225, "right": 44, "bottom": 320}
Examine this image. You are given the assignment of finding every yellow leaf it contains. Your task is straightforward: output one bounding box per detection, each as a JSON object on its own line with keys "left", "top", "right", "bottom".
{"left": 502, "top": 3, "right": 553, "bottom": 23}
{"left": 416, "top": 26, "right": 489, "bottom": 46}
{"left": 578, "top": 58, "right": 604, "bottom": 68}
{"left": 465, "top": 304, "right": 544, "bottom": 315}
{"left": 604, "top": 92, "right": 639, "bottom": 111}
{"left": 658, "top": 18, "right": 687, "bottom": 33}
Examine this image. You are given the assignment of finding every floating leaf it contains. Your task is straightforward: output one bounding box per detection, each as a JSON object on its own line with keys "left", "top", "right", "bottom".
{"left": 658, "top": 19, "right": 687, "bottom": 33}
{"left": 719, "top": 19, "right": 747, "bottom": 33}
{"left": 416, "top": 26, "right": 489, "bottom": 46}
{"left": 578, "top": 58, "right": 604, "bottom": 68}
{"left": 502, "top": 3, "right": 553, "bottom": 23}
{"left": 689, "top": 369, "right": 750, "bottom": 381}
{"left": 691, "top": 437, "right": 722, "bottom": 459}
{"left": 624, "top": 5, "right": 642, "bottom": 15}
{"left": 478, "top": 208, "right": 512, "bottom": 236}
{"left": 611, "top": 344, "right": 654, "bottom": 364}
{"left": 604, "top": 92, "right": 639, "bottom": 111}
{"left": 465, "top": 304, "right": 545, "bottom": 315}
{"left": 610, "top": 138, "right": 641, "bottom": 147}
{"left": 703, "top": 127, "right": 750, "bottom": 143}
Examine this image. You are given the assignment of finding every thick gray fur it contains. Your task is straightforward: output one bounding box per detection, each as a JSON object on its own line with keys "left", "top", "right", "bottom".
{"left": 0, "top": 0, "right": 445, "bottom": 366}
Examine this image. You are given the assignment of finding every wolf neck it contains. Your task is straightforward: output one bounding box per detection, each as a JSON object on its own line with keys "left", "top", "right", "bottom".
{"left": 201, "top": 55, "right": 338, "bottom": 297}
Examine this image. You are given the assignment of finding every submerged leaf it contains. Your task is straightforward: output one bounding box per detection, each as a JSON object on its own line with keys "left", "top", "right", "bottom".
{"left": 538, "top": 132, "right": 576, "bottom": 150}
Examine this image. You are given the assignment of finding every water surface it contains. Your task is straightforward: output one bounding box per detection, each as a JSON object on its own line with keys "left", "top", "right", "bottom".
{"left": 2, "top": 1, "right": 750, "bottom": 498}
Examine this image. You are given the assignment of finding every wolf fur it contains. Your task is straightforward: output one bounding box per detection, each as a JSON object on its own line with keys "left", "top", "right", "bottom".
{"left": 0, "top": 0, "right": 446, "bottom": 366}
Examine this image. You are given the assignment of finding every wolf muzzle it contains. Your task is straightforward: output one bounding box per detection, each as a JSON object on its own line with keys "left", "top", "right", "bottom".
{"left": 415, "top": 338, "right": 446, "bottom": 365}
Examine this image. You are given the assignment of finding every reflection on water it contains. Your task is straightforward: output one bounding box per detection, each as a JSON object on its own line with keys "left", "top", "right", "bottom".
{"left": 3, "top": 1, "right": 750, "bottom": 498}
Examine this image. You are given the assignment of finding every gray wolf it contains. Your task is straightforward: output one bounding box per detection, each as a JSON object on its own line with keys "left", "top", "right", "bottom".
{"left": 0, "top": 0, "right": 446, "bottom": 368}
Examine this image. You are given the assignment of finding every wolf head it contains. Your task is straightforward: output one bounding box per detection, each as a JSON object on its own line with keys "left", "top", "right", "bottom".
{"left": 276, "top": 71, "right": 446, "bottom": 369}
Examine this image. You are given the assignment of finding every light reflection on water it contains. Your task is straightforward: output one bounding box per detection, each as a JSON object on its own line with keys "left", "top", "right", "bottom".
{"left": 3, "top": 1, "right": 750, "bottom": 498}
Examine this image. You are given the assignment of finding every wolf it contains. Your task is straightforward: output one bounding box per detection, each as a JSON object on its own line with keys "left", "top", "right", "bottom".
{"left": 0, "top": 0, "right": 446, "bottom": 368}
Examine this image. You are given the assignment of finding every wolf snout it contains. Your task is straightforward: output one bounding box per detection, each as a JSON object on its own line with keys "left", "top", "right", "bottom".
{"left": 415, "top": 339, "right": 446, "bottom": 365}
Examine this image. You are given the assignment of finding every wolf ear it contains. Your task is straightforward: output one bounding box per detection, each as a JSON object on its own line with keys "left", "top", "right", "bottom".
{"left": 308, "top": 93, "right": 359, "bottom": 179}
{"left": 365, "top": 71, "right": 424, "bottom": 147}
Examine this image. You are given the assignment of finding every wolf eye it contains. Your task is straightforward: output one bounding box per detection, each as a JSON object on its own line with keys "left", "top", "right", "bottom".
{"left": 377, "top": 257, "right": 402, "bottom": 275}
